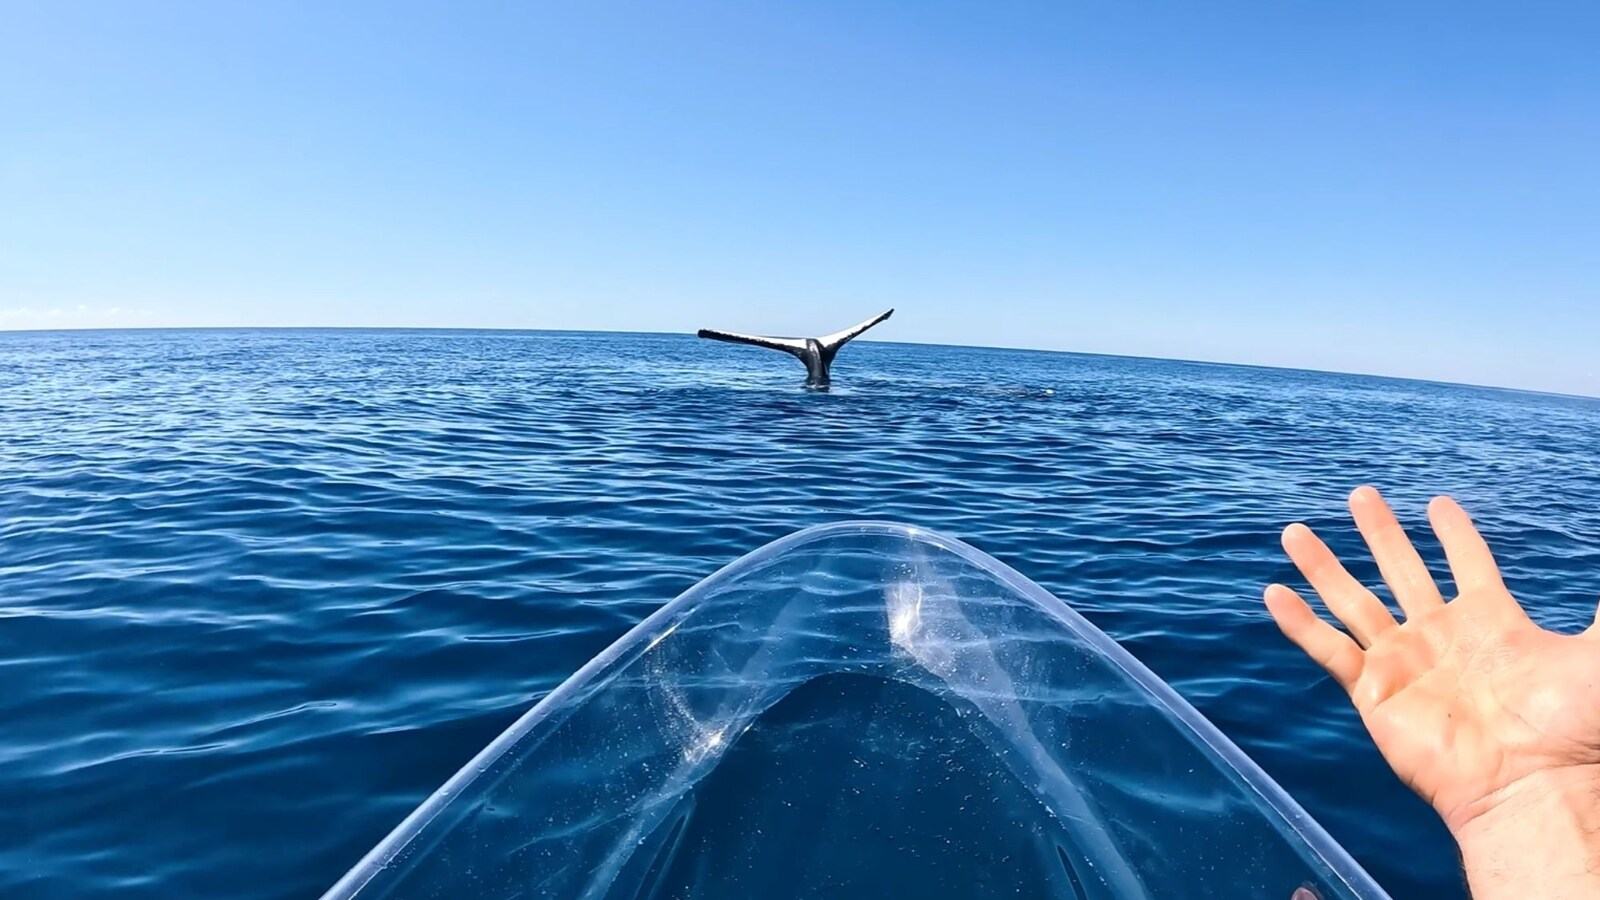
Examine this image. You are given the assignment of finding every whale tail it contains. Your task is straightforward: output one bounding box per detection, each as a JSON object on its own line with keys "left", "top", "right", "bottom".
{"left": 697, "top": 309, "right": 893, "bottom": 386}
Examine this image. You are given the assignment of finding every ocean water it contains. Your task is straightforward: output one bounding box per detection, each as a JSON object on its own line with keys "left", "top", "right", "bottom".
{"left": 3, "top": 329, "right": 1598, "bottom": 900}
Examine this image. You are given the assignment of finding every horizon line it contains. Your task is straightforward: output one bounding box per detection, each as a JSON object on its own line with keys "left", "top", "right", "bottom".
{"left": 2, "top": 323, "right": 1596, "bottom": 403}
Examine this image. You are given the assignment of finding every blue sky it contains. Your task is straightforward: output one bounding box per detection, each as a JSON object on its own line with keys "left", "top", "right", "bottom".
{"left": 3, "top": 2, "right": 1597, "bottom": 395}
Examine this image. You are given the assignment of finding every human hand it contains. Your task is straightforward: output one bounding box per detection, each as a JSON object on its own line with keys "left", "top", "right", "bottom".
{"left": 1265, "top": 487, "right": 1600, "bottom": 898}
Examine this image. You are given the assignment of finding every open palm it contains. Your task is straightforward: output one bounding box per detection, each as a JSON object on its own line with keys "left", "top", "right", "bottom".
{"left": 1265, "top": 487, "right": 1600, "bottom": 832}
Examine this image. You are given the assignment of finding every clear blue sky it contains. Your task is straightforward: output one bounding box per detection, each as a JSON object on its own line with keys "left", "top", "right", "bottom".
{"left": 3, "top": 2, "right": 1597, "bottom": 395}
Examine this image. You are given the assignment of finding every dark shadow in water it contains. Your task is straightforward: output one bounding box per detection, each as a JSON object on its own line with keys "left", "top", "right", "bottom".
{"left": 616, "top": 672, "right": 1087, "bottom": 900}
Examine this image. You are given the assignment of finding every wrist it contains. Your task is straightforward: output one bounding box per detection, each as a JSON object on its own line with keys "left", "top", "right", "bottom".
{"left": 1451, "top": 765, "right": 1600, "bottom": 900}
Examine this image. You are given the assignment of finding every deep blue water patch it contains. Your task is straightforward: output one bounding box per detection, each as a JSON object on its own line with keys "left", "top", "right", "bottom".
{"left": 2, "top": 329, "right": 1598, "bottom": 899}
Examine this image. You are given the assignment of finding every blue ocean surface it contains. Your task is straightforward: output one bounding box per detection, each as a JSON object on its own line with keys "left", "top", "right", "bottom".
{"left": 3, "top": 329, "right": 1598, "bottom": 900}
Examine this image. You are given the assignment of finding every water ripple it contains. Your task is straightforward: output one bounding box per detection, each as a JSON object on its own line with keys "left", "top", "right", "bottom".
{"left": 2, "top": 329, "right": 1597, "bottom": 899}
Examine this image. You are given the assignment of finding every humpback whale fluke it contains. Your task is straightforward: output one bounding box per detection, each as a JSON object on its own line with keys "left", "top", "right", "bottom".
{"left": 697, "top": 308, "right": 893, "bottom": 387}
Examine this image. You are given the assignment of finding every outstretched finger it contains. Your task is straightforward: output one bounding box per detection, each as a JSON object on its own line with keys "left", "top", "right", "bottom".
{"left": 1265, "top": 583, "right": 1364, "bottom": 690}
{"left": 1348, "top": 485, "right": 1444, "bottom": 617}
{"left": 1282, "top": 523, "right": 1398, "bottom": 646}
{"left": 1427, "top": 496, "right": 1506, "bottom": 596}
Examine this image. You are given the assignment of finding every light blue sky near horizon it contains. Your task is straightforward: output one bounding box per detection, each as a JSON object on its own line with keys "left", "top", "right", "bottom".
{"left": 3, "top": 2, "right": 1598, "bottom": 395}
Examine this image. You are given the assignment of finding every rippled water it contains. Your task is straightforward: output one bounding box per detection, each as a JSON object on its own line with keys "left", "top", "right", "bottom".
{"left": 3, "top": 329, "right": 1598, "bottom": 900}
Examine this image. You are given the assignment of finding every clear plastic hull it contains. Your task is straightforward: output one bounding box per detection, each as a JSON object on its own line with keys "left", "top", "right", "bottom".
{"left": 325, "top": 522, "right": 1388, "bottom": 900}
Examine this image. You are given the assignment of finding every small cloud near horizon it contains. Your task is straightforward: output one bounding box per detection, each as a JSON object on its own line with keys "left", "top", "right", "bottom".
{"left": 0, "top": 305, "right": 156, "bottom": 330}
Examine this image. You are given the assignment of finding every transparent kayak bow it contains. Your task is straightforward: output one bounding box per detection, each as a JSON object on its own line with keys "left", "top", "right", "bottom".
{"left": 325, "top": 522, "right": 1389, "bottom": 900}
